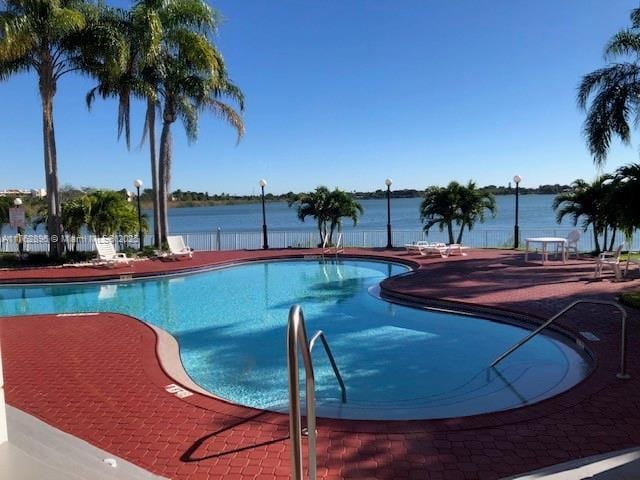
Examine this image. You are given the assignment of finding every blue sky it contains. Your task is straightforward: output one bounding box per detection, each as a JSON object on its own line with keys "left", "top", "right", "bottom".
{"left": 1, "top": 0, "right": 640, "bottom": 195}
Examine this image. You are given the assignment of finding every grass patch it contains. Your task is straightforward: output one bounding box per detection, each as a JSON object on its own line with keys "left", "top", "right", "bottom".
{"left": 620, "top": 291, "right": 640, "bottom": 310}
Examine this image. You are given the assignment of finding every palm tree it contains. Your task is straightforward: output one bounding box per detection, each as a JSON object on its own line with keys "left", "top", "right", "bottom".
{"left": 326, "top": 189, "right": 363, "bottom": 245}
{"left": 420, "top": 181, "right": 464, "bottom": 244}
{"left": 289, "top": 186, "right": 332, "bottom": 245}
{"left": 87, "top": 0, "right": 244, "bottom": 247}
{"left": 61, "top": 196, "right": 89, "bottom": 252}
{"left": 455, "top": 181, "right": 496, "bottom": 244}
{"left": 553, "top": 177, "right": 615, "bottom": 253}
{"left": 85, "top": 1, "right": 169, "bottom": 249}
{"left": 609, "top": 163, "right": 640, "bottom": 241}
{"left": 0, "top": 0, "right": 115, "bottom": 257}
{"left": 578, "top": 7, "right": 640, "bottom": 166}
{"left": 156, "top": 37, "right": 244, "bottom": 244}
{"left": 86, "top": 190, "right": 145, "bottom": 239}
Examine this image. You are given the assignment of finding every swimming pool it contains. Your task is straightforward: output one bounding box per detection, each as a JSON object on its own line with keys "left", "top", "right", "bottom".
{"left": 0, "top": 259, "right": 592, "bottom": 420}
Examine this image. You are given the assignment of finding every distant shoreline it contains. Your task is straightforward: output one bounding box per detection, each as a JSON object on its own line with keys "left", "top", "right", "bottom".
{"left": 152, "top": 191, "right": 558, "bottom": 209}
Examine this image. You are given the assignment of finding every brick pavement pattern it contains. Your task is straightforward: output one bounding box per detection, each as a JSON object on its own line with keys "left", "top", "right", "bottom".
{"left": 1, "top": 248, "right": 640, "bottom": 479}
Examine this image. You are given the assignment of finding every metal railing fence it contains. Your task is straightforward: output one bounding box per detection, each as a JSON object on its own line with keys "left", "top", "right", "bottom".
{"left": 0, "top": 228, "right": 638, "bottom": 254}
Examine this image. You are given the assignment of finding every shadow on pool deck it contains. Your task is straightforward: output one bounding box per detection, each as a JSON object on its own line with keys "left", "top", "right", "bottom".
{"left": 1, "top": 248, "right": 640, "bottom": 479}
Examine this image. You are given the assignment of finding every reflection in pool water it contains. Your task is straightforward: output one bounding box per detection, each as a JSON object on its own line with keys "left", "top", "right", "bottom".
{"left": 0, "top": 259, "right": 592, "bottom": 419}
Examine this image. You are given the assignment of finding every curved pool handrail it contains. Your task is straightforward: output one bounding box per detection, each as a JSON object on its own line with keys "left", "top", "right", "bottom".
{"left": 490, "top": 299, "right": 629, "bottom": 379}
{"left": 309, "top": 330, "right": 347, "bottom": 403}
{"left": 287, "top": 305, "right": 317, "bottom": 480}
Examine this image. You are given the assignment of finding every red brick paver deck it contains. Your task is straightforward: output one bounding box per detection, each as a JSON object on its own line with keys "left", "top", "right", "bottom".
{"left": 1, "top": 248, "right": 640, "bottom": 479}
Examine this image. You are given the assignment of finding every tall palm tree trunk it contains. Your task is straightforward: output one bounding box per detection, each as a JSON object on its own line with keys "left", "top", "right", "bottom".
{"left": 316, "top": 219, "right": 323, "bottom": 247}
{"left": 609, "top": 228, "right": 617, "bottom": 251}
{"left": 456, "top": 222, "right": 466, "bottom": 244}
{"left": 158, "top": 119, "right": 172, "bottom": 245}
{"left": 39, "top": 60, "right": 64, "bottom": 257}
{"left": 328, "top": 221, "right": 337, "bottom": 246}
{"left": 447, "top": 221, "right": 455, "bottom": 244}
{"left": 592, "top": 223, "right": 601, "bottom": 253}
{"left": 146, "top": 99, "right": 161, "bottom": 248}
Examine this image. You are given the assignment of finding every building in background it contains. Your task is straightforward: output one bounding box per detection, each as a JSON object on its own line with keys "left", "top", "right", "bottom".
{"left": 0, "top": 188, "right": 46, "bottom": 198}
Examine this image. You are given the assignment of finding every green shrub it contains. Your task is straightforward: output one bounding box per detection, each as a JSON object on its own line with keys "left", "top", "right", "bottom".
{"left": 138, "top": 246, "right": 158, "bottom": 258}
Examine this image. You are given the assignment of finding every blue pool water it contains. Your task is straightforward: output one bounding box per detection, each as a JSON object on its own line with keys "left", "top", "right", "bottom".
{"left": 0, "top": 259, "right": 592, "bottom": 419}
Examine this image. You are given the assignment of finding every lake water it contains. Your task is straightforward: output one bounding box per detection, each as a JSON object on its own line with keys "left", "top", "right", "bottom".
{"left": 163, "top": 194, "right": 638, "bottom": 251}
{"left": 3, "top": 194, "right": 637, "bottom": 251}
{"left": 167, "top": 194, "right": 564, "bottom": 233}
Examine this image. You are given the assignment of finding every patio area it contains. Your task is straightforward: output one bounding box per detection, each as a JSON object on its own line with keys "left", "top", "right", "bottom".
{"left": 1, "top": 248, "right": 639, "bottom": 479}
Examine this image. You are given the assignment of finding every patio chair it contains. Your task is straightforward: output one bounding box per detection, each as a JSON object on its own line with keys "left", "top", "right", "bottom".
{"left": 166, "top": 235, "right": 193, "bottom": 260}
{"left": 566, "top": 230, "right": 580, "bottom": 258}
{"left": 594, "top": 243, "right": 624, "bottom": 281}
{"left": 93, "top": 237, "right": 132, "bottom": 268}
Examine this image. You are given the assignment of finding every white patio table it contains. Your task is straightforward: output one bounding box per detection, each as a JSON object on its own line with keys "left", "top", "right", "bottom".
{"left": 524, "top": 237, "right": 568, "bottom": 265}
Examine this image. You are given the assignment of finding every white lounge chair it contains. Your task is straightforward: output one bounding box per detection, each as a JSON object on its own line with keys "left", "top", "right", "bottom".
{"left": 166, "top": 235, "right": 193, "bottom": 260}
{"left": 93, "top": 238, "right": 132, "bottom": 268}
{"left": 446, "top": 244, "right": 469, "bottom": 256}
{"left": 418, "top": 243, "right": 449, "bottom": 258}
{"left": 404, "top": 241, "right": 431, "bottom": 254}
{"left": 594, "top": 243, "right": 624, "bottom": 281}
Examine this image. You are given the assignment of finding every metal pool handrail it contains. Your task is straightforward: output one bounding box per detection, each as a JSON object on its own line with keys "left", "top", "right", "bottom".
{"left": 287, "top": 305, "right": 347, "bottom": 480}
{"left": 309, "top": 331, "right": 347, "bottom": 403}
{"left": 490, "top": 299, "right": 629, "bottom": 379}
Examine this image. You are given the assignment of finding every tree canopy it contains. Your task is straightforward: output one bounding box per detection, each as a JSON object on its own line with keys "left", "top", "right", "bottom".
{"left": 289, "top": 186, "right": 364, "bottom": 246}
{"left": 420, "top": 181, "right": 496, "bottom": 244}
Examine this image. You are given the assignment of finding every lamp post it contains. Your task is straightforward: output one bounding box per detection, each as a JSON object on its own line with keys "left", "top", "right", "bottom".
{"left": 385, "top": 178, "right": 393, "bottom": 248}
{"left": 513, "top": 175, "right": 522, "bottom": 249}
{"left": 13, "top": 198, "right": 24, "bottom": 256}
{"left": 134, "top": 179, "right": 144, "bottom": 249}
{"left": 259, "top": 179, "right": 268, "bottom": 249}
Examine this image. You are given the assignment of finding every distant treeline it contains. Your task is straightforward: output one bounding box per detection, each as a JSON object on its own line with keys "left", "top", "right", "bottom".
{"left": 15, "top": 184, "right": 570, "bottom": 210}
{"left": 354, "top": 184, "right": 571, "bottom": 199}
{"left": 164, "top": 184, "right": 572, "bottom": 205}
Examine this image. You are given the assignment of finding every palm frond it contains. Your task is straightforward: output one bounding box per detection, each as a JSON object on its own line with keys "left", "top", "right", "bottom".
{"left": 0, "top": 53, "right": 30, "bottom": 80}
{"left": 177, "top": 95, "right": 198, "bottom": 142}
{"left": 578, "top": 63, "right": 640, "bottom": 165}
{"left": 161, "top": 0, "right": 216, "bottom": 32}
{"left": 605, "top": 30, "right": 640, "bottom": 59}
{"left": 50, "top": 6, "right": 86, "bottom": 39}
{"left": 0, "top": 13, "right": 34, "bottom": 62}
{"left": 205, "top": 98, "right": 244, "bottom": 143}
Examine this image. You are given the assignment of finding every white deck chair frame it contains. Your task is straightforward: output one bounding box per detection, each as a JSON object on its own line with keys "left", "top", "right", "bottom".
{"left": 595, "top": 244, "right": 624, "bottom": 281}
{"left": 93, "top": 238, "right": 132, "bottom": 268}
{"left": 166, "top": 235, "right": 193, "bottom": 260}
{"left": 322, "top": 232, "right": 343, "bottom": 258}
{"left": 418, "top": 243, "right": 449, "bottom": 258}
{"left": 404, "top": 241, "right": 431, "bottom": 254}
